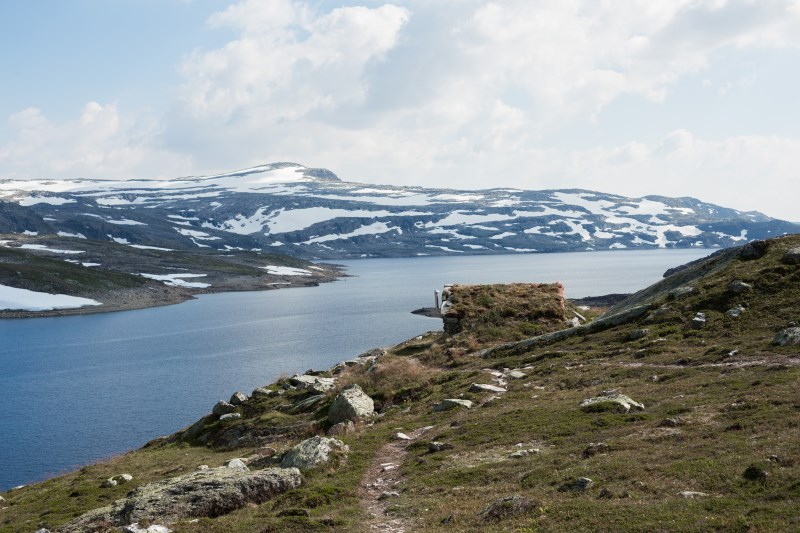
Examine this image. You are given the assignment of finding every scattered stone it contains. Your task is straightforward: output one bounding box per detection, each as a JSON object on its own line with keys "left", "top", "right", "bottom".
{"left": 280, "top": 436, "right": 350, "bottom": 471}
{"left": 229, "top": 391, "right": 248, "bottom": 405}
{"left": 729, "top": 280, "right": 753, "bottom": 294}
{"left": 480, "top": 495, "right": 536, "bottom": 522}
{"left": 782, "top": 247, "right": 800, "bottom": 264}
{"left": 628, "top": 329, "right": 649, "bottom": 341}
{"left": 196, "top": 465, "right": 209, "bottom": 471}
{"left": 290, "top": 374, "right": 336, "bottom": 392}
{"left": 378, "top": 491, "right": 400, "bottom": 500}
{"left": 691, "top": 312, "right": 706, "bottom": 329}
{"left": 726, "top": 305, "right": 745, "bottom": 318}
{"left": 659, "top": 417, "right": 684, "bottom": 428}
{"left": 101, "top": 478, "right": 118, "bottom": 488}
{"left": 679, "top": 491, "right": 709, "bottom": 499}
{"left": 742, "top": 465, "right": 768, "bottom": 482}
{"left": 509, "top": 449, "right": 539, "bottom": 458}
{"left": 669, "top": 286, "right": 696, "bottom": 299}
{"left": 428, "top": 441, "right": 454, "bottom": 453}
{"left": 327, "top": 420, "right": 356, "bottom": 437}
{"left": 582, "top": 442, "right": 609, "bottom": 458}
{"left": 219, "top": 413, "right": 241, "bottom": 421}
{"left": 124, "top": 524, "right": 172, "bottom": 533}
{"left": 396, "top": 432, "right": 412, "bottom": 440}
{"left": 507, "top": 370, "right": 526, "bottom": 379}
{"left": 212, "top": 400, "right": 236, "bottom": 417}
{"left": 740, "top": 240, "right": 768, "bottom": 260}
{"left": 251, "top": 387, "right": 273, "bottom": 398}
{"left": 469, "top": 383, "right": 507, "bottom": 393}
{"left": 768, "top": 455, "right": 782, "bottom": 464}
{"left": 328, "top": 384, "right": 375, "bottom": 425}
{"left": 63, "top": 467, "right": 302, "bottom": 532}
{"left": 381, "top": 463, "right": 398, "bottom": 472}
{"left": 226, "top": 459, "right": 249, "bottom": 471}
{"left": 580, "top": 391, "right": 644, "bottom": 413}
{"left": 559, "top": 477, "right": 594, "bottom": 493}
{"left": 566, "top": 317, "right": 581, "bottom": 328}
{"left": 772, "top": 327, "right": 800, "bottom": 346}
{"left": 433, "top": 398, "right": 473, "bottom": 412}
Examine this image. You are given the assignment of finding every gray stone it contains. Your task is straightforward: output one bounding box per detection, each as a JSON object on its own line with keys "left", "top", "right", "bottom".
{"left": 772, "top": 327, "right": 800, "bottom": 346}
{"left": 229, "top": 391, "right": 248, "bottom": 405}
{"left": 327, "top": 420, "right": 356, "bottom": 437}
{"left": 395, "top": 432, "right": 412, "bottom": 440}
{"left": 480, "top": 495, "right": 536, "bottom": 522}
{"left": 729, "top": 280, "right": 753, "bottom": 294}
{"left": 226, "top": 458, "right": 249, "bottom": 471}
{"left": 280, "top": 436, "right": 350, "bottom": 471}
{"left": 101, "top": 478, "right": 118, "bottom": 488}
{"left": 212, "top": 400, "right": 236, "bottom": 417}
{"left": 509, "top": 449, "right": 539, "bottom": 458}
{"left": 628, "top": 329, "right": 649, "bottom": 341}
{"left": 740, "top": 240, "right": 768, "bottom": 260}
{"left": 123, "top": 524, "right": 172, "bottom": 533}
{"left": 691, "top": 312, "right": 706, "bottom": 329}
{"left": 559, "top": 477, "right": 594, "bottom": 493}
{"left": 726, "top": 305, "right": 745, "bottom": 318}
{"left": 582, "top": 442, "right": 609, "bottom": 458}
{"left": 507, "top": 370, "right": 526, "bottom": 379}
{"left": 433, "top": 398, "right": 473, "bottom": 412}
{"left": 669, "top": 286, "right": 696, "bottom": 299}
{"left": 251, "top": 387, "right": 273, "bottom": 398}
{"left": 63, "top": 467, "right": 301, "bottom": 532}
{"left": 219, "top": 413, "right": 241, "bottom": 421}
{"left": 378, "top": 491, "right": 400, "bottom": 500}
{"left": 294, "top": 394, "right": 325, "bottom": 411}
{"left": 469, "top": 383, "right": 507, "bottom": 393}
{"left": 112, "top": 474, "right": 133, "bottom": 484}
{"left": 35, "top": 530, "right": 52, "bottom": 533}
{"left": 580, "top": 391, "right": 644, "bottom": 413}
{"left": 566, "top": 317, "right": 581, "bottom": 328}
{"left": 679, "top": 491, "right": 709, "bottom": 499}
{"left": 328, "top": 384, "right": 375, "bottom": 424}
{"left": 290, "top": 374, "right": 336, "bottom": 392}
{"left": 782, "top": 247, "right": 800, "bottom": 264}
{"left": 428, "top": 441, "right": 454, "bottom": 453}
{"left": 659, "top": 417, "right": 684, "bottom": 428}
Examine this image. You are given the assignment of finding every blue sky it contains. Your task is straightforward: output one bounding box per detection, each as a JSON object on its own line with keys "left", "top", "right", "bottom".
{"left": 1, "top": 0, "right": 799, "bottom": 220}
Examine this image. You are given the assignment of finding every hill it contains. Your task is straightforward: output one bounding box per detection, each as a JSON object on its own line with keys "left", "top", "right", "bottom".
{"left": 1, "top": 234, "right": 798, "bottom": 532}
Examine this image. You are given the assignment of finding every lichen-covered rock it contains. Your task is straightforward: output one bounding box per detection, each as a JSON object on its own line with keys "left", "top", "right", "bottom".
{"left": 251, "top": 387, "right": 274, "bottom": 398}
{"left": 582, "top": 442, "right": 609, "bottom": 458}
{"left": 782, "top": 247, "right": 800, "bottom": 264}
{"left": 62, "top": 467, "right": 301, "bottom": 532}
{"left": 628, "top": 329, "right": 649, "bottom": 341}
{"left": 428, "top": 441, "right": 454, "bottom": 453}
{"left": 327, "top": 420, "right": 355, "bottom": 437}
{"left": 280, "top": 436, "right": 349, "bottom": 471}
{"left": 480, "top": 495, "right": 536, "bottom": 522}
{"left": 729, "top": 280, "right": 753, "bottom": 294}
{"left": 558, "top": 477, "right": 594, "bottom": 493}
{"left": 580, "top": 391, "right": 644, "bottom": 413}
{"left": 226, "top": 458, "right": 248, "bottom": 471}
{"left": 469, "top": 383, "right": 507, "bottom": 393}
{"left": 229, "top": 391, "right": 248, "bottom": 405}
{"left": 212, "top": 400, "right": 236, "bottom": 417}
{"left": 740, "top": 240, "right": 768, "bottom": 260}
{"left": 328, "top": 384, "right": 374, "bottom": 424}
{"left": 691, "top": 312, "right": 707, "bottom": 329}
{"left": 219, "top": 412, "right": 241, "bottom": 421}
{"left": 772, "top": 327, "right": 800, "bottom": 346}
{"left": 726, "top": 305, "right": 746, "bottom": 318}
{"left": 290, "top": 374, "right": 336, "bottom": 392}
{"left": 433, "top": 398, "right": 473, "bottom": 412}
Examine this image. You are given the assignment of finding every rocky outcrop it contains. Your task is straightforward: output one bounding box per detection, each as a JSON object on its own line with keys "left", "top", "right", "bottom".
{"left": 328, "top": 384, "right": 374, "bottom": 424}
{"left": 62, "top": 467, "right": 301, "bottom": 532}
{"left": 280, "top": 435, "right": 350, "bottom": 471}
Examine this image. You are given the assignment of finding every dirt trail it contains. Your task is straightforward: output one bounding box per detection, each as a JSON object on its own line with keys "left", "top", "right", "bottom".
{"left": 359, "top": 425, "right": 433, "bottom": 533}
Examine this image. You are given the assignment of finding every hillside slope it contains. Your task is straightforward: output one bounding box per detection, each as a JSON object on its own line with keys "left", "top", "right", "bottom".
{"left": 1, "top": 234, "right": 798, "bottom": 532}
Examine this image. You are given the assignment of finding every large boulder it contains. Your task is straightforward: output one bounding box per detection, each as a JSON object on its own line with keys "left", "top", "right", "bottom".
{"left": 433, "top": 398, "right": 473, "bottom": 412}
{"left": 212, "top": 400, "right": 236, "bottom": 417}
{"left": 62, "top": 467, "right": 301, "bottom": 532}
{"left": 290, "top": 374, "right": 336, "bottom": 393}
{"left": 328, "top": 384, "right": 375, "bottom": 424}
{"left": 280, "top": 435, "right": 349, "bottom": 471}
{"left": 229, "top": 391, "right": 248, "bottom": 405}
{"left": 740, "top": 240, "right": 768, "bottom": 260}
{"left": 580, "top": 390, "right": 644, "bottom": 413}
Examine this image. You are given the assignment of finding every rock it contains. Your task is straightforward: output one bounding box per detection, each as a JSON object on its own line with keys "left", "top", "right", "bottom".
{"left": 679, "top": 491, "right": 709, "bottom": 499}
{"left": 328, "top": 384, "right": 375, "bottom": 425}
{"left": 428, "top": 441, "right": 454, "bottom": 453}
{"left": 290, "top": 374, "right": 336, "bottom": 392}
{"left": 558, "top": 477, "right": 594, "bottom": 493}
{"left": 691, "top": 312, "right": 706, "bottom": 329}
{"left": 123, "top": 524, "right": 172, "bottom": 533}
{"left": 229, "top": 391, "right": 248, "bottom": 405}
{"left": 742, "top": 465, "right": 768, "bottom": 482}
{"left": 212, "top": 400, "right": 236, "bottom": 417}
{"left": 726, "top": 305, "right": 745, "bottom": 318}
{"left": 196, "top": 465, "right": 209, "bottom": 471}
{"left": 509, "top": 449, "right": 539, "bottom": 458}
{"left": 112, "top": 474, "right": 133, "bottom": 484}
{"left": 327, "top": 420, "right": 356, "bottom": 437}
{"left": 772, "top": 327, "right": 800, "bottom": 346}
{"left": 280, "top": 436, "right": 350, "bottom": 471}
{"left": 226, "top": 458, "right": 249, "bottom": 471}
{"left": 219, "top": 413, "right": 241, "bottom": 421}
{"left": 659, "top": 417, "right": 684, "bottom": 428}
{"left": 251, "top": 387, "right": 274, "bottom": 398}
{"left": 669, "top": 286, "right": 696, "bottom": 299}
{"left": 433, "top": 398, "right": 473, "bottom": 412}
{"left": 597, "top": 488, "right": 614, "bottom": 499}
{"left": 378, "top": 491, "right": 400, "bottom": 500}
{"left": 63, "top": 467, "right": 301, "bottom": 532}
{"left": 480, "top": 495, "right": 536, "bottom": 522}
{"left": 782, "top": 247, "right": 800, "bottom": 264}
{"left": 469, "top": 383, "right": 507, "bottom": 393}
{"left": 628, "top": 329, "right": 649, "bottom": 341}
{"left": 645, "top": 306, "right": 677, "bottom": 323}
{"left": 582, "top": 442, "right": 609, "bottom": 458}
{"left": 729, "top": 280, "right": 753, "bottom": 294}
{"left": 396, "top": 432, "right": 412, "bottom": 440}
{"left": 0, "top": 495, "right": 4, "bottom": 503}
{"left": 507, "top": 370, "right": 526, "bottom": 379}
{"left": 580, "top": 391, "right": 644, "bottom": 413}
{"left": 35, "top": 530, "right": 52, "bottom": 533}
{"left": 740, "top": 240, "right": 768, "bottom": 260}
{"left": 101, "top": 478, "right": 118, "bottom": 488}
{"left": 293, "top": 394, "right": 325, "bottom": 411}
{"left": 566, "top": 317, "right": 581, "bottom": 328}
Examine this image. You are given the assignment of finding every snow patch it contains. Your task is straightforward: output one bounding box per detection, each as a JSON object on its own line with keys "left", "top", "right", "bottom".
{"left": 261, "top": 266, "right": 312, "bottom": 276}
{"left": 140, "top": 273, "right": 210, "bottom": 288}
{"left": 0, "top": 283, "right": 101, "bottom": 311}
{"left": 19, "top": 244, "right": 84, "bottom": 254}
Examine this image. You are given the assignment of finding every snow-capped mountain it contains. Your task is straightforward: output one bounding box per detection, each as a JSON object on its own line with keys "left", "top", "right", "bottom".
{"left": 1, "top": 163, "right": 796, "bottom": 259}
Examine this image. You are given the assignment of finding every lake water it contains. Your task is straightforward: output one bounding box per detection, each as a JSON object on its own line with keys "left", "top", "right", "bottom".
{"left": 0, "top": 249, "right": 711, "bottom": 491}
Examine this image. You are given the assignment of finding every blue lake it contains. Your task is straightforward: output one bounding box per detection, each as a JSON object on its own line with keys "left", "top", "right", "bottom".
{"left": 0, "top": 249, "right": 711, "bottom": 491}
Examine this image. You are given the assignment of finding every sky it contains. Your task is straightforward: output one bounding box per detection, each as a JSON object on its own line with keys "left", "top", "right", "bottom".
{"left": 0, "top": 0, "right": 799, "bottom": 221}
